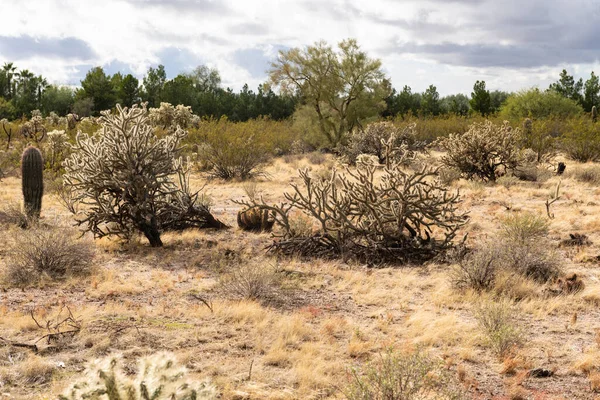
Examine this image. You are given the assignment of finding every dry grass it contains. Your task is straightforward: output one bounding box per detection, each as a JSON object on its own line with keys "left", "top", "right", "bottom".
{"left": 1, "top": 155, "right": 600, "bottom": 398}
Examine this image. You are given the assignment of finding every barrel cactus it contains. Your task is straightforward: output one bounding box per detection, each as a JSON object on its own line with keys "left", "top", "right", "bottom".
{"left": 21, "top": 146, "right": 44, "bottom": 219}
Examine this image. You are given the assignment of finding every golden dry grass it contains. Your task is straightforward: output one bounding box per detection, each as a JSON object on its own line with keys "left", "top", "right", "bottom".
{"left": 1, "top": 155, "right": 600, "bottom": 399}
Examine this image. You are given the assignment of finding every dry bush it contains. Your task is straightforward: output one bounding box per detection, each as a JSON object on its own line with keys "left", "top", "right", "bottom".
{"left": 343, "top": 347, "right": 464, "bottom": 400}
{"left": 59, "top": 352, "right": 217, "bottom": 400}
{"left": 561, "top": 117, "right": 600, "bottom": 162}
{"left": 218, "top": 262, "right": 280, "bottom": 301}
{"left": 3, "top": 226, "right": 95, "bottom": 287}
{"left": 237, "top": 156, "right": 468, "bottom": 264}
{"left": 499, "top": 212, "right": 549, "bottom": 244}
{"left": 474, "top": 299, "right": 524, "bottom": 359}
{"left": 193, "top": 117, "right": 295, "bottom": 180}
{"left": 569, "top": 165, "right": 600, "bottom": 185}
{"left": 520, "top": 118, "right": 558, "bottom": 163}
{"left": 0, "top": 202, "right": 29, "bottom": 228}
{"left": 435, "top": 120, "right": 522, "bottom": 182}
{"left": 450, "top": 242, "right": 499, "bottom": 291}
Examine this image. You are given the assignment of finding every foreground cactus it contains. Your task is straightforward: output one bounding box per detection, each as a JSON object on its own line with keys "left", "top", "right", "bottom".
{"left": 59, "top": 352, "right": 217, "bottom": 400}
{"left": 21, "top": 146, "right": 44, "bottom": 219}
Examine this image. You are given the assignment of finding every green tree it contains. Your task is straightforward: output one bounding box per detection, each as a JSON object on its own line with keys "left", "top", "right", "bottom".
{"left": 470, "top": 80, "right": 491, "bottom": 116}
{"left": 142, "top": 65, "right": 166, "bottom": 108}
{"left": 441, "top": 94, "right": 470, "bottom": 116}
{"left": 188, "top": 65, "right": 221, "bottom": 93}
{"left": 583, "top": 71, "right": 600, "bottom": 112}
{"left": 490, "top": 90, "right": 510, "bottom": 113}
{"left": 78, "top": 67, "right": 116, "bottom": 114}
{"left": 421, "top": 84, "right": 440, "bottom": 116}
{"left": 117, "top": 74, "right": 140, "bottom": 107}
{"left": 161, "top": 74, "right": 197, "bottom": 110}
{"left": 1, "top": 62, "right": 16, "bottom": 99}
{"left": 500, "top": 88, "right": 582, "bottom": 120}
{"left": 0, "top": 97, "right": 15, "bottom": 120}
{"left": 549, "top": 69, "right": 583, "bottom": 105}
{"left": 13, "top": 69, "right": 39, "bottom": 117}
{"left": 270, "top": 39, "right": 389, "bottom": 146}
{"left": 41, "top": 85, "right": 75, "bottom": 116}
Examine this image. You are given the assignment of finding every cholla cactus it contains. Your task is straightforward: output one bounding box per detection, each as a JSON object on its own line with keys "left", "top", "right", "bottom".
{"left": 62, "top": 104, "right": 226, "bottom": 247}
{"left": 21, "top": 113, "right": 47, "bottom": 142}
{"left": 355, "top": 153, "right": 380, "bottom": 167}
{"left": 59, "top": 352, "right": 217, "bottom": 400}
{"left": 435, "top": 120, "right": 521, "bottom": 181}
{"left": 340, "top": 121, "right": 419, "bottom": 165}
{"left": 149, "top": 102, "right": 193, "bottom": 129}
{"left": 46, "top": 111, "right": 60, "bottom": 126}
{"left": 66, "top": 113, "right": 78, "bottom": 130}
{"left": 46, "top": 129, "right": 68, "bottom": 170}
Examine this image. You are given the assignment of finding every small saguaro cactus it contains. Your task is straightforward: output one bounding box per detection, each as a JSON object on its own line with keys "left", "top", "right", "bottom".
{"left": 592, "top": 106, "right": 597, "bottom": 123}
{"left": 21, "top": 146, "right": 44, "bottom": 219}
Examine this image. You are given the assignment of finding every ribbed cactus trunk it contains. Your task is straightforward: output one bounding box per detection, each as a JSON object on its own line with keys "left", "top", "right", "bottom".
{"left": 21, "top": 146, "right": 44, "bottom": 220}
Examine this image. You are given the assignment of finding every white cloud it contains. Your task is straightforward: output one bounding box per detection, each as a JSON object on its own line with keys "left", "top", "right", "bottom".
{"left": 0, "top": 0, "right": 598, "bottom": 94}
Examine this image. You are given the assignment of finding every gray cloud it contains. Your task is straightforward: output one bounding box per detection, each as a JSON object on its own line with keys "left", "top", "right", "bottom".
{"left": 228, "top": 22, "right": 269, "bottom": 36}
{"left": 156, "top": 46, "right": 205, "bottom": 78}
{"left": 123, "top": 0, "right": 229, "bottom": 13}
{"left": 232, "top": 48, "right": 271, "bottom": 78}
{"left": 0, "top": 35, "right": 95, "bottom": 61}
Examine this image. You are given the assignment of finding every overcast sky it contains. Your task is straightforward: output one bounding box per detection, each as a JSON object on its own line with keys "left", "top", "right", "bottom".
{"left": 1, "top": 0, "right": 599, "bottom": 95}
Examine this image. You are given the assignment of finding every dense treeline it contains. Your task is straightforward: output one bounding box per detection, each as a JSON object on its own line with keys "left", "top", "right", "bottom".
{"left": 0, "top": 39, "right": 598, "bottom": 139}
{"left": 0, "top": 63, "right": 297, "bottom": 121}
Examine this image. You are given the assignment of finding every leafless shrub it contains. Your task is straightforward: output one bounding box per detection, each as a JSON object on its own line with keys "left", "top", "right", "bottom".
{"left": 474, "top": 299, "right": 524, "bottom": 359}
{"left": 450, "top": 242, "right": 499, "bottom": 291}
{"left": 569, "top": 165, "right": 600, "bottom": 185}
{"left": 343, "top": 347, "right": 465, "bottom": 400}
{"left": 499, "top": 212, "right": 549, "bottom": 244}
{"left": 4, "top": 226, "right": 95, "bottom": 287}
{"left": 218, "top": 262, "right": 280, "bottom": 301}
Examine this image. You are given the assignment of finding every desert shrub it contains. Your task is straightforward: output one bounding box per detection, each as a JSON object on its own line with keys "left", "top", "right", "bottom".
{"left": 512, "top": 164, "right": 553, "bottom": 182}
{"left": 496, "top": 175, "right": 520, "bottom": 188}
{"left": 219, "top": 262, "right": 280, "bottom": 301}
{"left": 437, "top": 167, "right": 462, "bottom": 186}
{"left": 561, "top": 117, "right": 600, "bottom": 162}
{"left": 474, "top": 299, "right": 524, "bottom": 359}
{"left": 3, "top": 226, "right": 94, "bottom": 287}
{"left": 500, "top": 88, "right": 583, "bottom": 120}
{"left": 503, "top": 242, "right": 561, "bottom": 283}
{"left": 59, "top": 352, "right": 217, "bottom": 400}
{"left": 450, "top": 242, "right": 499, "bottom": 291}
{"left": 62, "top": 104, "right": 225, "bottom": 247}
{"left": 238, "top": 155, "right": 468, "bottom": 264}
{"left": 343, "top": 347, "right": 464, "bottom": 400}
{"left": 400, "top": 113, "right": 488, "bottom": 144}
{"left": 499, "top": 212, "right": 549, "bottom": 244}
{"left": 339, "top": 121, "right": 420, "bottom": 165}
{"left": 194, "top": 117, "right": 289, "bottom": 180}
{"left": 435, "top": 120, "right": 521, "bottom": 181}
{"left": 306, "top": 151, "right": 327, "bottom": 165}
{"left": 569, "top": 165, "right": 600, "bottom": 185}
{"left": 519, "top": 118, "right": 559, "bottom": 163}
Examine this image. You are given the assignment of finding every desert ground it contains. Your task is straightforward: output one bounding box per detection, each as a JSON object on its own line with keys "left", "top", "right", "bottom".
{"left": 1, "top": 154, "right": 600, "bottom": 399}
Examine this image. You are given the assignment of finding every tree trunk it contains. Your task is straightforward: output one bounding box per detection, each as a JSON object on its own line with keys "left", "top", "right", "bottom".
{"left": 142, "top": 226, "right": 163, "bottom": 247}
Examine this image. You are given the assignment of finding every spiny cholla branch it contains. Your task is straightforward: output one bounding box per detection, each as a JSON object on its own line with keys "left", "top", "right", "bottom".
{"left": 63, "top": 104, "right": 225, "bottom": 247}
{"left": 236, "top": 155, "right": 468, "bottom": 264}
